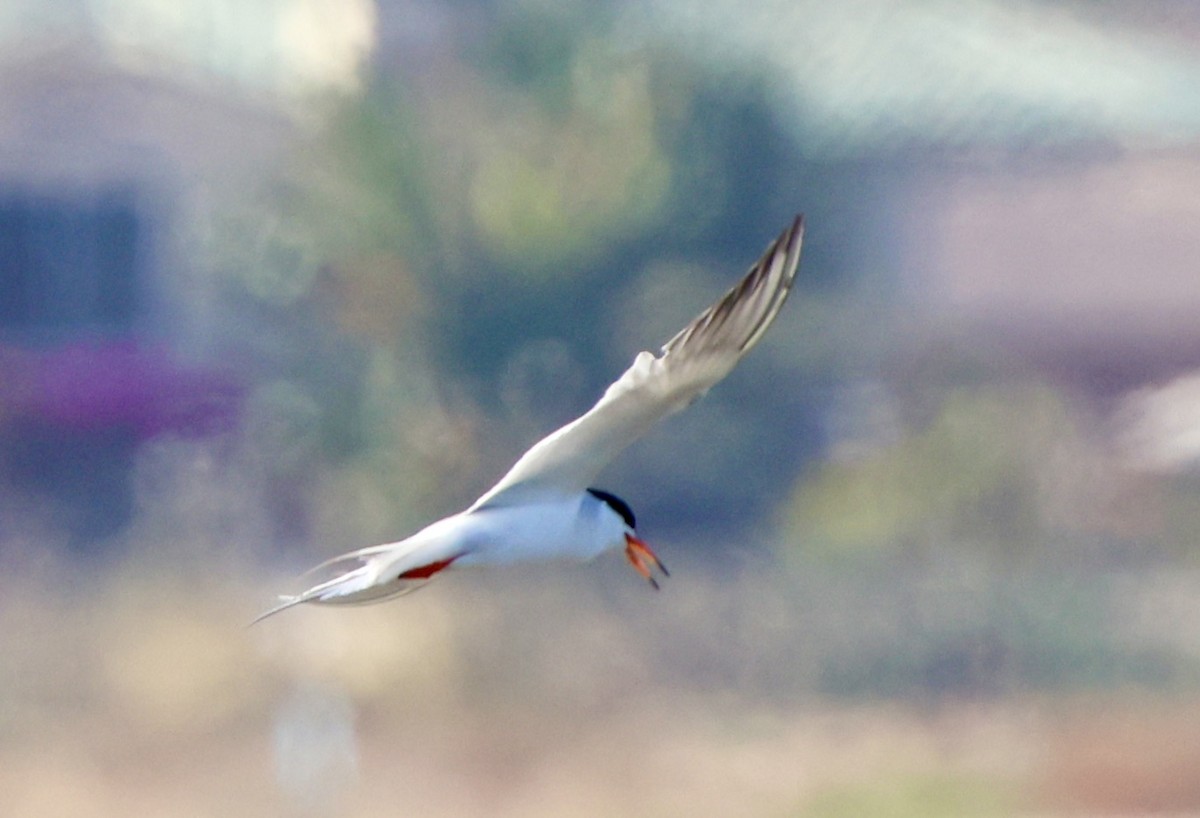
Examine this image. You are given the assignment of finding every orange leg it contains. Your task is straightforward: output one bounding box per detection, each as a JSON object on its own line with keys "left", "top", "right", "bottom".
{"left": 399, "top": 556, "right": 460, "bottom": 580}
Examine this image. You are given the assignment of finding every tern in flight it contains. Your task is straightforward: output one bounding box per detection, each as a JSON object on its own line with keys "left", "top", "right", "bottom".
{"left": 254, "top": 215, "right": 805, "bottom": 622}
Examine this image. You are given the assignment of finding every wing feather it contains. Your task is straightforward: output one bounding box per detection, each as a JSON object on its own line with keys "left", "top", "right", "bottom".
{"left": 471, "top": 214, "right": 805, "bottom": 509}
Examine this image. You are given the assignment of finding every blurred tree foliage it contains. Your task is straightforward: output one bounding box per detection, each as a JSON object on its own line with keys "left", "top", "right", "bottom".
{"left": 184, "top": 0, "right": 866, "bottom": 550}
{"left": 785, "top": 382, "right": 1078, "bottom": 560}
{"left": 780, "top": 374, "right": 1163, "bottom": 565}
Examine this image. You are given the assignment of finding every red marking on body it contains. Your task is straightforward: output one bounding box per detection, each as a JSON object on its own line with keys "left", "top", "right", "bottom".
{"left": 399, "top": 556, "right": 460, "bottom": 580}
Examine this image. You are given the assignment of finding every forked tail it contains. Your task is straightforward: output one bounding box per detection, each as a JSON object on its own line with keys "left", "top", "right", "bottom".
{"left": 250, "top": 540, "right": 463, "bottom": 625}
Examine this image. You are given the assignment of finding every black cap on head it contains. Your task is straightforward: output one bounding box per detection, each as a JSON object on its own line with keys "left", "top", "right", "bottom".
{"left": 586, "top": 487, "right": 636, "bottom": 530}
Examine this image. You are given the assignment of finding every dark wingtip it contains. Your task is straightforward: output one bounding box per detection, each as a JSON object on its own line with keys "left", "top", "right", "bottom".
{"left": 787, "top": 213, "right": 806, "bottom": 262}
{"left": 784, "top": 213, "right": 806, "bottom": 260}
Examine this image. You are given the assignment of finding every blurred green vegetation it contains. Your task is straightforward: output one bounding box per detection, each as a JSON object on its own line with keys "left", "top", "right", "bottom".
{"left": 799, "top": 773, "right": 1017, "bottom": 818}
{"left": 785, "top": 382, "right": 1087, "bottom": 561}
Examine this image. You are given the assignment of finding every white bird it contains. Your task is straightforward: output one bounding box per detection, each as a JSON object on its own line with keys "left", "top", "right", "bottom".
{"left": 253, "top": 215, "right": 805, "bottom": 622}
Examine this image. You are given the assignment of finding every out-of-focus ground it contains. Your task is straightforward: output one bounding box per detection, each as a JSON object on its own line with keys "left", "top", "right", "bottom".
{"left": 5, "top": 1, "right": 1200, "bottom": 815}
{"left": 8, "top": 544, "right": 1200, "bottom": 817}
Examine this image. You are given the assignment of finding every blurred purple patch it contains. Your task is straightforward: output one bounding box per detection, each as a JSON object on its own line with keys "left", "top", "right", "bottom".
{"left": 0, "top": 340, "right": 244, "bottom": 438}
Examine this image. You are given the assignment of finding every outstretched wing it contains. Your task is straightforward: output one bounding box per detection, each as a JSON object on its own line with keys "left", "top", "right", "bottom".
{"left": 472, "top": 214, "right": 805, "bottom": 509}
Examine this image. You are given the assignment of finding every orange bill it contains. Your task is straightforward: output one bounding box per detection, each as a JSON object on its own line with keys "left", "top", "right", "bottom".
{"left": 624, "top": 534, "right": 669, "bottom": 590}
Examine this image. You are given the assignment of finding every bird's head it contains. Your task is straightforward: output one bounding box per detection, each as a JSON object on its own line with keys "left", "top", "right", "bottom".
{"left": 586, "top": 488, "right": 669, "bottom": 589}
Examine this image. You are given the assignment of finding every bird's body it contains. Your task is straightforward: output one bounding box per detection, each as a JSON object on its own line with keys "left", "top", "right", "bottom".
{"left": 254, "top": 215, "right": 805, "bottom": 623}
{"left": 413, "top": 492, "right": 626, "bottom": 571}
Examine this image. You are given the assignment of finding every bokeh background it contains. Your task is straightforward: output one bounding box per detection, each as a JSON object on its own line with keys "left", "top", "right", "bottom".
{"left": 4, "top": 1, "right": 1200, "bottom": 815}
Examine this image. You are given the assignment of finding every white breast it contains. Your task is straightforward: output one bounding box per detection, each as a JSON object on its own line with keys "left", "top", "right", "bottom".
{"left": 452, "top": 494, "right": 623, "bottom": 567}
